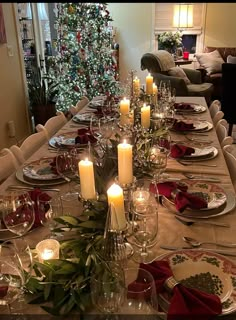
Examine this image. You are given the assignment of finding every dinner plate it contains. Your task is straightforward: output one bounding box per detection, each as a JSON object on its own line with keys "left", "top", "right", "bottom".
{"left": 157, "top": 250, "right": 236, "bottom": 316}
{"left": 182, "top": 146, "right": 218, "bottom": 161}
{"left": 163, "top": 179, "right": 227, "bottom": 212}
{"left": 16, "top": 168, "right": 66, "bottom": 186}
{"left": 72, "top": 112, "right": 94, "bottom": 124}
{"left": 174, "top": 102, "right": 206, "bottom": 114}
{"left": 22, "top": 157, "right": 61, "bottom": 181}
{"left": 172, "top": 120, "right": 210, "bottom": 132}
{"left": 49, "top": 131, "right": 96, "bottom": 149}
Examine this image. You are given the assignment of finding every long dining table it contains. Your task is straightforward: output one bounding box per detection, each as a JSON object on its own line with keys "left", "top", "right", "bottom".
{"left": 0, "top": 96, "right": 236, "bottom": 319}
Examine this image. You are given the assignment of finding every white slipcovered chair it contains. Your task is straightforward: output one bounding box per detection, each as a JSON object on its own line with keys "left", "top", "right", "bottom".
{"left": 209, "top": 99, "right": 221, "bottom": 118}
{"left": 69, "top": 96, "right": 90, "bottom": 116}
{"left": 36, "top": 111, "right": 67, "bottom": 140}
{"left": 222, "top": 144, "right": 236, "bottom": 191}
{"left": 212, "top": 110, "right": 224, "bottom": 126}
{"left": 10, "top": 130, "right": 47, "bottom": 164}
{"left": 215, "top": 119, "right": 233, "bottom": 148}
{"left": 0, "top": 148, "right": 20, "bottom": 183}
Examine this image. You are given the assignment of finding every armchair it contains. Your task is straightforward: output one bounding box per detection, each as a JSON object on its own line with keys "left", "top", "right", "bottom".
{"left": 140, "top": 50, "right": 213, "bottom": 105}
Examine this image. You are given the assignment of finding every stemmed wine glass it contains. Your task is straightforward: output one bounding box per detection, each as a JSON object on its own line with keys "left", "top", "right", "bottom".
{"left": 1, "top": 190, "right": 35, "bottom": 238}
{"left": 148, "top": 144, "right": 168, "bottom": 183}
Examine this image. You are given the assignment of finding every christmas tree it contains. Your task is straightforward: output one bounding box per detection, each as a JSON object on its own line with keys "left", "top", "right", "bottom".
{"left": 48, "top": 3, "right": 120, "bottom": 112}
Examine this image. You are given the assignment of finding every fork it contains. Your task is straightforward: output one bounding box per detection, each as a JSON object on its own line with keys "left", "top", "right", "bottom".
{"left": 175, "top": 216, "right": 230, "bottom": 228}
{"left": 177, "top": 159, "right": 217, "bottom": 167}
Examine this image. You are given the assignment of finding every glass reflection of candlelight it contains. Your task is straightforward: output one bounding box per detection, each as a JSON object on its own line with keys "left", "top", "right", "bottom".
{"left": 36, "top": 239, "right": 60, "bottom": 263}
{"left": 42, "top": 249, "right": 54, "bottom": 260}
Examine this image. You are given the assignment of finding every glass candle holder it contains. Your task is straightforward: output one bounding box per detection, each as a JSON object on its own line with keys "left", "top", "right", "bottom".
{"left": 36, "top": 239, "right": 60, "bottom": 263}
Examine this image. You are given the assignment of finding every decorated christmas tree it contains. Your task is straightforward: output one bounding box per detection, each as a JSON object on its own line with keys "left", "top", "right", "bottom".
{"left": 48, "top": 3, "right": 119, "bottom": 112}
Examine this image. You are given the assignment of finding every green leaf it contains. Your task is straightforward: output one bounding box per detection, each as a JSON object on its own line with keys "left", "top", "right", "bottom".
{"left": 78, "top": 221, "right": 104, "bottom": 229}
{"left": 55, "top": 216, "right": 79, "bottom": 226}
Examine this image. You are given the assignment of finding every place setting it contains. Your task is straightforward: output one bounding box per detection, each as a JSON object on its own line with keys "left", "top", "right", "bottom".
{"left": 174, "top": 101, "right": 207, "bottom": 114}
{"left": 171, "top": 118, "right": 213, "bottom": 133}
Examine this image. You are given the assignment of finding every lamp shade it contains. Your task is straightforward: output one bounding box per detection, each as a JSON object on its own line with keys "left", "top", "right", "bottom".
{"left": 173, "top": 4, "right": 193, "bottom": 29}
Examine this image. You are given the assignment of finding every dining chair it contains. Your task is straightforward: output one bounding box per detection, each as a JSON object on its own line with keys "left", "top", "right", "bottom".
{"left": 35, "top": 111, "right": 67, "bottom": 140}
{"left": 222, "top": 144, "right": 236, "bottom": 191}
{"left": 215, "top": 119, "right": 233, "bottom": 148}
{"left": 69, "top": 96, "right": 90, "bottom": 116}
{"left": 0, "top": 148, "right": 20, "bottom": 183}
{"left": 212, "top": 110, "right": 224, "bottom": 126}
{"left": 209, "top": 99, "right": 221, "bottom": 119}
{"left": 10, "top": 130, "right": 47, "bottom": 164}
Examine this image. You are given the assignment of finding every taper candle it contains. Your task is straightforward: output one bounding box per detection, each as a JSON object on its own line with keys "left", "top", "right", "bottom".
{"left": 117, "top": 140, "right": 133, "bottom": 185}
{"left": 78, "top": 158, "right": 96, "bottom": 199}
{"left": 107, "top": 183, "right": 126, "bottom": 230}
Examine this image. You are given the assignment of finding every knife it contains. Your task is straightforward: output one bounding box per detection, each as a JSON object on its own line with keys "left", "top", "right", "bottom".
{"left": 7, "top": 185, "right": 60, "bottom": 192}
{"left": 160, "top": 245, "right": 236, "bottom": 257}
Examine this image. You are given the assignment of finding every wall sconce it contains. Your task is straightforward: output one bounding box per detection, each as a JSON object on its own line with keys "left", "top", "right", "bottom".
{"left": 173, "top": 4, "right": 193, "bottom": 31}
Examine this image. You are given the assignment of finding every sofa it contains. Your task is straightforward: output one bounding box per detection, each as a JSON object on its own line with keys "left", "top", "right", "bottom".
{"left": 195, "top": 47, "right": 236, "bottom": 100}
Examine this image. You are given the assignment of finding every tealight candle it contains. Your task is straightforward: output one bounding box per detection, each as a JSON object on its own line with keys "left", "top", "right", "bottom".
{"left": 78, "top": 158, "right": 96, "bottom": 200}
{"left": 107, "top": 183, "right": 126, "bottom": 230}
{"left": 36, "top": 239, "right": 60, "bottom": 263}
{"left": 120, "top": 97, "right": 130, "bottom": 115}
{"left": 141, "top": 103, "right": 151, "bottom": 129}
{"left": 117, "top": 140, "right": 133, "bottom": 185}
{"left": 146, "top": 73, "right": 153, "bottom": 95}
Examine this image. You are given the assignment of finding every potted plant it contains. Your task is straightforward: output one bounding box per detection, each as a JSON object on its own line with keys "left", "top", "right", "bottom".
{"left": 158, "top": 31, "right": 182, "bottom": 54}
{"left": 28, "top": 66, "right": 59, "bottom": 126}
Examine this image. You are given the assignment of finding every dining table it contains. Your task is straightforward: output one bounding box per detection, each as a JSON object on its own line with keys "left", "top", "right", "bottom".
{"left": 0, "top": 96, "right": 236, "bottom": 319}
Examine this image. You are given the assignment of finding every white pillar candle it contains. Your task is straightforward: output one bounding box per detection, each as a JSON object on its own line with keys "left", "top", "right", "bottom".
{"left": 120, "top": 97, "right": 130, "bottom": 115}
{"left": 118, "top": 140, "right": 133, "bottom": 185}
{"left": 133, "top": 76, "right": 140, "bottom": 96}
{"left": 141, "top": 104, "right": 151, "bottom": 129}
{"left": 107, "top": 183, "right": 126, "bottom": 230}
{"left": 36, "top": 239, "right": 60, "bottom": 263}
{"left": 146, "top": 73, "right": 153, "bottom": 95}
{"left": 78, "top": 158, "right": 96, "bottom": 200}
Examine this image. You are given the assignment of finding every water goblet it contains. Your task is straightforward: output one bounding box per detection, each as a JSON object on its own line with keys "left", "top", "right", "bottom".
{"left": 148, "top": 145, "right": 168, "bottom": 183}
{"left": 1, "top": 190, "right": 35, "bottom": 238}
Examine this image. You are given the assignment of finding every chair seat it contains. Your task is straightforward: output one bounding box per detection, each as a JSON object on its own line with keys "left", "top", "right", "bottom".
{"left": 187, "top": 82, "right": 214, "bottom": 96}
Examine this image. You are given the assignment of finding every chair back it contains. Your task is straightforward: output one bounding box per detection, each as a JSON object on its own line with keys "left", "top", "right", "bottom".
{"left": 222, "top": 144, "right": 236, "bottom": 191}
{"left": 212, "top": 110, "right": 224, "bottom": 126}
{"left": 209, "top": 99, "right": 221, "bottom": 118}
{"left": 69, "top": 96, "right": 90, "bottom": 116}
{"left": 10, "top": 130, "right": 47, "bottom": 164}
{"left": 141, "top": 50, "right": 175, "bottom": 73}
{"left": 36, "top": 111, "right": 67, "bottom": 139}
{"left": 215, "top": 119, "right": 233, "bottom": 147}
{"left": 0, "top": 148, "right": 20, "bottom": 183}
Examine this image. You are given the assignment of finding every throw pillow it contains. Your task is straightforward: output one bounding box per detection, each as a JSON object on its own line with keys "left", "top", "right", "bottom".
{"left": 168, "top": 66, "right": 191, "bottom": 85}
{"left": 227, "top": 55, "right": 236, "bottom": 64}
{"left": 195, "top": 50, "right": 225, "bottom": 75}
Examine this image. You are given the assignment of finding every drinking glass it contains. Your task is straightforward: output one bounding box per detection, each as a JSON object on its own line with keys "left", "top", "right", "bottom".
{"left": 120, "top": 267, "right": 158, "bottom": 317}
{"left": 1, "top": 191, "right": 35, "bottom": 237}
{"left": 148, "top": 145, "right": 168, "bottom": 183}
{"left": 37, "top": 190, "right": 63, "bottom": 238}
{"left": 98, "top": 116, "right": 116, "bottom": 146}
{"left": 90, "top": 261, "right": 125, "bottom": 314}
{"left": 132, "top": 197, "right": 158, "bottom": 263}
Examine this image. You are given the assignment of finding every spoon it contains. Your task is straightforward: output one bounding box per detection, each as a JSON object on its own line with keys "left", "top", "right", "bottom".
{"left": 183, "top": 236, "right": 236, "bottom": 248}
{"left": 183, "top": 173, "right": 221, "bottom": 182}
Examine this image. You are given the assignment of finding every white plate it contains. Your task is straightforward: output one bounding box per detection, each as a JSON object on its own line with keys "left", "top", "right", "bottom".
{"left": 22, "top": 157, "right": 62, "bottom": 181}
{"left": 157, "top": 250, "right": 236, "bottom": 316}
{"left": 72, "top": 113, "right": 94, "bottom": 123}
{"left": 182, "top": 146, "right": 218, "bottom": 161}
{"left": 49, "top": 131, "right": 96, "bottom": 149}
{"left": 174, "top": 102, "right": 206, "bottom": 114}
{"left": 16, "top": 168, "right": 66, "bottom": 186}
{"left": 172, "top": 120, "right": 210, "bottom": 132}
{"left": 183, "top": 146, "right": 216, "bottom": 159}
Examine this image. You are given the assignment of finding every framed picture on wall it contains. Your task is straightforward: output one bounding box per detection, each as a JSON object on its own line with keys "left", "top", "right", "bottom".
{"left": 0, "top": 3, "right": 7, "bottom": 44}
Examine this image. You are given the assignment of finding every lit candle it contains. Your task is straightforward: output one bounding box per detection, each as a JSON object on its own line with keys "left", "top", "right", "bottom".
{"left": 141, "top": 104, "right": 151, "bottom": 129}
{"left": 36, "top": 239, "right": 60, "bottom": 263}
{"left": 78, "top": 158, "right": 96, "bottom": 199}
{"left": 132, "top": 190, "right": 150, "bottom": 212}
{"left": 133, "top": 76, "right": 140, "bottom": 96}
{"left": 152, "top": 83, "right": 158, "bottom": 105}
{"left": 146, "top": 73, "right": 153, "bottom": 95}
{"left": 120, "top": 97, "right": 130, "bottom": 115}
{"left": 107, "top": 183, "right": 126, "bottom": 230}
{"left": 118, "top": 140, "right": 133, "bottom": 185}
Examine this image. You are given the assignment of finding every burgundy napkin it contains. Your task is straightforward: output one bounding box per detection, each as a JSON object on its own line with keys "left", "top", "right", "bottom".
{"left": 172, "top": 120, "right": 195, "bottom": 131}
{"left": 75, "top": 128, "right": 97, "bottom": 144}
{"left": 174, "top": 102, "right": 194, "bottom": 110}
{"left": 140, "top": 261, "right": 222, "bottom": 320}
{"left": 170, "top": 144, "right": 195, "bottom": 158}
{"left": 149, "top": 181, "right": 208, "bottom": 213}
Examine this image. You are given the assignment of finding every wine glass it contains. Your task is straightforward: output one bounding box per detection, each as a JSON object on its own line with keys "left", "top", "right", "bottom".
{"left": 37, "top": 190, "right": 63, "bottom": 238}
{"left": 1, "top": 191, "right": 35, "bottom": 238}
{"left": 148, "top": 144, "right": 168, "bottom": 183}
{"left": 132, "top": 195, "right": 159, "bottom": 264}
{"left": 98, "top": 116, "right": 116, "bottom": 146}
{"left": 120, "top": 267, "right": 158, "bottom": 317}
{"left": 90, "top": 261, "right": 125, "bottom": 315}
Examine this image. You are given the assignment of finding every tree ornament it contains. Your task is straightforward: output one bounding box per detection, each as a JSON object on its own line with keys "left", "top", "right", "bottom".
{"left": 76, "top": 31, "right": 81, "bottom": 43}
{"left": 68, "top": 5, "right": 74, "bottom": 14}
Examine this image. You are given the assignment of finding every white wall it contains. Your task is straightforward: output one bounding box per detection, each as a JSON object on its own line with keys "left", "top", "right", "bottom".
{"left": 108, "top": 3, "right": 153, "bottom": 86}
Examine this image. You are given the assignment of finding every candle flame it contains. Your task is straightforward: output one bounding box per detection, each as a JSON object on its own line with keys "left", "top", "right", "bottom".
{"left": 123, "top": 139, "right": 127, "bottom": 144}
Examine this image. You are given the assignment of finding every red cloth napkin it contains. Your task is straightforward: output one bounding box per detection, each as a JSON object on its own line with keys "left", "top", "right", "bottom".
{"left": 172, "top": 120, "right": 195, "bottom": 131}
{"left": 140, "top": 261, "right": 222, "bottom": 320}
{"left": 174, "top": 103, "right": 194, "bottom": 110}
{"left": 149, "top": 181, "right": 208, "bottom": 213}
{"left": 170, "top": 144, "right": 195, "bottom": 158}
{"left": 75, "top": 128, "right": 97, "bottom": 144}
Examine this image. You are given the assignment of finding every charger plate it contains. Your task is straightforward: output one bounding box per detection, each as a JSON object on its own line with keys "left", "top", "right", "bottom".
{"left": 174, "top": 102, "right": 207, "bottom": 114}
{"left": 171, "top": 121, "right": 213, "bottom": 132}
{"left": 49, "top": 131, "right": 96, "bottom": 149}
{"left": 22, "top": 157, "right": 61, "bottom": 181}
{"left": 157, "top": 249, "right": 236, "bottom": 316}
{"left": 182, "top": 146, "right": 218, "bottom": 161}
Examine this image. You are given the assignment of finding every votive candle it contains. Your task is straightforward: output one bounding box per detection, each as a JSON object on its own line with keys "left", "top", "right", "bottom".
{"left": 36, "top": 239, "right": 60, "bottom": 263}
{"left": 107, "top": 183, "right": 126, "bottom": 230}
{"left": 117, "top": 140, "right": 133, "bottom": 185}
{"left": 78, "top": 158, "right": 96, "bottom": 199}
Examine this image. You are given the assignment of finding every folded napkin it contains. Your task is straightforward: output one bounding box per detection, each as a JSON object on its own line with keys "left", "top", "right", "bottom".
{"left": 170, "top": 144, "right": 195, "bottom": 158}
{"left": 172, "top": 120, "right": 195, "bottom": 131}
{"left": 174, "top": 102, "right": 194, "bottom": 110}
{"left": 75, "top": 128, "right": 97, "bottom": 144}
{"left": 140, "top": 261, "right": 222, "bottom": 320}
{"left": 149, "top": 181, "right": 208, "bottom": 212}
